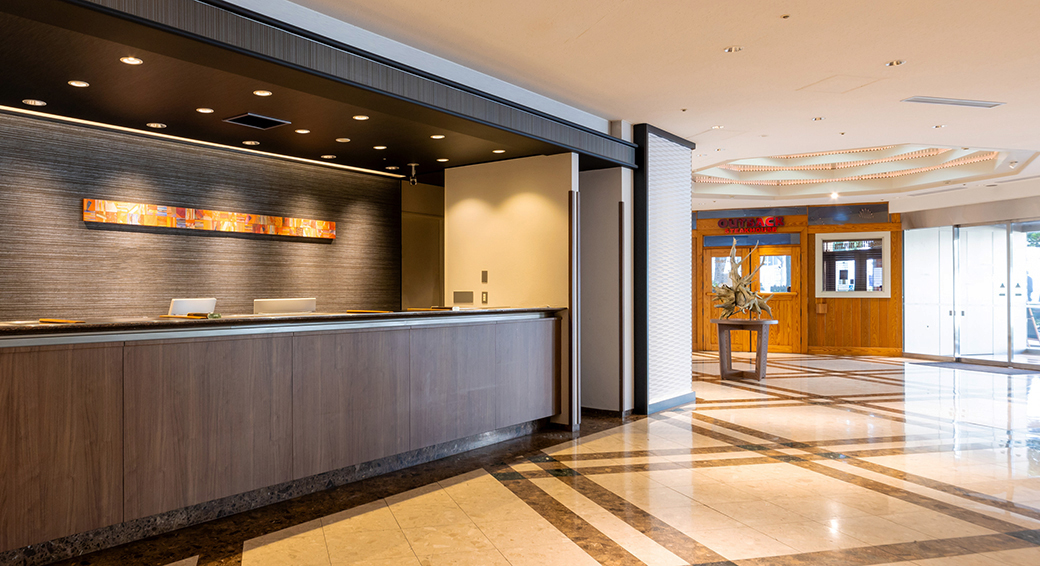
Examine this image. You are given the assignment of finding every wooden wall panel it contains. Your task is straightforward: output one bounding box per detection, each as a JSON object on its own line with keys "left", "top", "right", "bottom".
{"left": 0, "top": 343, "right": 122, "bottom": 552}
{"left": 292, "top": 329, "right": 410, "bottom": 479}
{"left": 496, "top": 319, "right": 559, "bottom": 428}
{"left": 807, "top": 230, "right": 903, "bottom": 355}
{"left": 123, "top": 335, "right": 293, "bottom": 520}
{"left": 0, "top": 112, "right": 401, "bottom": 320}
{"left": 409, "top": 324, "right": 497, "bottom": 449}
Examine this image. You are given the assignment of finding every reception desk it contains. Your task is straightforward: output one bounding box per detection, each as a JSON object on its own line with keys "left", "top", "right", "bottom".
{"left": 0, "top": 309, "right": 561, "bottom": 554}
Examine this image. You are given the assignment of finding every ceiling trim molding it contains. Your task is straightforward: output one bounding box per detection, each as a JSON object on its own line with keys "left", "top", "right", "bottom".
{"left": 48, "top": 0, "right": 637, "bottom": 167}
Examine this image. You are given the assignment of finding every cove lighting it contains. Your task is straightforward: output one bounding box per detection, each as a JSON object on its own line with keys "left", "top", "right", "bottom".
{"left": 430, "top": 134, "right": 445, "bottom": 139}
{"left": 373, "top": 146, "right": 387, "bottom": 150}
{"left": 196, "top": 108, "right": 214, "bottom": 114}
{"left": 696, "top": 151, "right": 999, "bottom": 186}
{"left": 120, "top": 56, "right": 143, "bottom": 65}
{"left": 242, "top": 140, "right": 260, "bottom": 146}
{"left": 0, "top": 103, "right": 404, "bottom": 178}
{"left": 353, "top": 115, "right": 370, "bottom": 121}
{"left": 720, "top": 148, "right": 951, "bottom": 172}
{"left": 772, "top": 145, "right": 894, "bottom": 159}
{"left": 295, "top": 129, "right": 310, "bottom": 134}
{"left": 22, "top": 99, "right": 46, "bottom": 106}
{"left": 146, "top": 122, "right": 167, "bottom": 129}
{"left": 68, "top": 80, "right": 89, "bottom": 88}
{"left": 253, "top": 90, "right": 273, "bottom": 97}
{"left": 335, "top": 138, "right": 350, "bottom": 143}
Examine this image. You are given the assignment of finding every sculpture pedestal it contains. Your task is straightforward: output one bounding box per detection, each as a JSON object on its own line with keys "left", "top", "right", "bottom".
{"left": 712, "top": 318, "right": 778, "bottom": 380}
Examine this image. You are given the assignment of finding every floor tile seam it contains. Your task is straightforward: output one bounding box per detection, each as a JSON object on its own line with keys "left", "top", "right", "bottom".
{"left": 484, "top": 462, "right": 649, "bottom": 566}
{"left": 526, "top": 454, "right": 730, "bottom": 565}
{"left": 683, "top": 413, "right": 1029, "bottom": 533}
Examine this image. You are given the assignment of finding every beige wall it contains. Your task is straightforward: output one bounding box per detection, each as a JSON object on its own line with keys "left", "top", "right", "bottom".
{"left": 444, "top": 153, "right": 578, "bottom": 425}
{"left": 401, "top": 182, "right": 444, "bottom": 309}
{"left": 444, "top": 154, "right": 575, "bottom": 309}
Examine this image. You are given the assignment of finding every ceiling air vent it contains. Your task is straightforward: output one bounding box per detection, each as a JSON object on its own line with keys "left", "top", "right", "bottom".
{"left": 901, "top": 96, "right": 1005, "bottom": 109}
{"left": 223, "top": 113, "right": 291, "bottom": 129}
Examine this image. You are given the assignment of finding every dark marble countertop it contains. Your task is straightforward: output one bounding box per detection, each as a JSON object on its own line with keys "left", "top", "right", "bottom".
{"left": 0, "top": 307, "right": 564, "bottom": 338}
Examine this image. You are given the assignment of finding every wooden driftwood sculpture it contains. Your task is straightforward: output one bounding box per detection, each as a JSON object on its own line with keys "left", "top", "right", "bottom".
{"left": 712, "top": 239, "right": 773, "bottom": 319}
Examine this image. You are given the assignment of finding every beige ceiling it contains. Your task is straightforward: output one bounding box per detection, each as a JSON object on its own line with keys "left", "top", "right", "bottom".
{"left": 286, "top": 0, "right": 1040, "bottom": 199}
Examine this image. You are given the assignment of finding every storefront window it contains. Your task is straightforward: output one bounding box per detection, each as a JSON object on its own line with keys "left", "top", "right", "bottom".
{"left": 758, "top": 255, "right": 791, "bottom": 292}
{"left": 712, "top": 256, "right": 738, "bottom": 287}
{"left": 815, "top": 232, "right": 891, "bottom": 298}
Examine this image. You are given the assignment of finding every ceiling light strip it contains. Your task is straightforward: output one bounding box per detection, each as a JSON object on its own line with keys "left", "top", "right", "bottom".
{"left": 769, "top": 145, "right": 896, "bottom": 160}
{"left": 0, "top": 105, "right": 404, "bottom": 179}
{"left": 720, "top": 148, "right": 952, "bottom": 172}
{"left": 695, "top": 152, "right": 998, "bottom": 186}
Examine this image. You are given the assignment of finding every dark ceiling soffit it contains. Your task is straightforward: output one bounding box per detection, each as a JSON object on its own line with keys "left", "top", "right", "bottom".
{"left": 60, "top": 0, "right": 637, "bottom": 169}
{"left": 638, "top": 124, "right": 697, "bottom": 151}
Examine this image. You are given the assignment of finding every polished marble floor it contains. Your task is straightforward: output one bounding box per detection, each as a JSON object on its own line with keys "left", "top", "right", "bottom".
{"left": 60, "top": 354, "right": 1040, "bottom": 566}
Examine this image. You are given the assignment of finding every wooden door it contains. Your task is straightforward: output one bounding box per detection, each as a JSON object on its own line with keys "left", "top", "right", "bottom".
{"left": 702, "top": 246, "right": 752, "bottom": 351}
{"left": 753, "top": 246, "right": 801, "bottom": 353}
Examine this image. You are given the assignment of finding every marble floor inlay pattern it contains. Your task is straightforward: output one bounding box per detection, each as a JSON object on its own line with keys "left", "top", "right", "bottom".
{"left": 53, "top": 354, "right": 1040, "bottom": 566}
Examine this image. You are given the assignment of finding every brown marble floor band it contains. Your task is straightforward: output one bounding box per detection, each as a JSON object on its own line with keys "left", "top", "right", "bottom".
{"left": 680, "top": 413, "right": 1034, "bottom": 532}
{"left": 487, "top": 464, "right": 647, "bottom": 566}
{"left": 526, "top": 456, "right": 731, "bottom": 565}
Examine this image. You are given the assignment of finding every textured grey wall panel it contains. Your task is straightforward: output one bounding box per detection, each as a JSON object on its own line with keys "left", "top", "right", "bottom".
{"left": 646, "top": 133, "right": 693, "bottom": 404}
{"left": 0, "top": 112, "right": 401, "bottom": 320}
{"left": 75, "top": 0, "right": 635, "bottom": 167}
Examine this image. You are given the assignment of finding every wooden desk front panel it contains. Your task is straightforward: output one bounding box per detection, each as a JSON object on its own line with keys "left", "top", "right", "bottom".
{"left": 0, "top": 343, "right": 123, "bottom": 552}
{"left": 122, "top": 335, "right": 294, "bottom": 520}
{"left": 292, "top": 328, "right": 411, "bottom": 479}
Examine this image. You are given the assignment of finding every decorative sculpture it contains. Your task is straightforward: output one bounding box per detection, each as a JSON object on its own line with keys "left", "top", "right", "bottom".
{"left": 712, "top": 239, "right": 773, "bottom": 319}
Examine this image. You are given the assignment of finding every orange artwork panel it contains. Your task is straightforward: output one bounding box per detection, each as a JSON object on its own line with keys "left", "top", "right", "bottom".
{"left": 82, "top": 199, "right": 336, "bottom": 240}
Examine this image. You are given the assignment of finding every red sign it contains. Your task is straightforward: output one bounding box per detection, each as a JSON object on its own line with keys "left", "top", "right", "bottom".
{"left": 717, "top": 216, "right": 785, "bottom": 234}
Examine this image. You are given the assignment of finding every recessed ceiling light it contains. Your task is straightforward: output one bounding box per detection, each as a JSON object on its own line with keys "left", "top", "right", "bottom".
{"left": 321, "top": 154, "right": 336, "bottom": 159}
{"left": 386, "top": 166, "right": 399, "bottom": 170}
{"left": 119, "top": 56, "right": 143, "bottom": 65}
{"left": 253, "top": 90, "right": 273, "bottom": 97}
{"left": 831, "top": 192, "right": 839, "bottom": 199}
{"left": 295, "top": 129, "right": 310, "bottom": 134}
{"left": 430, "top": 134, "right": 445, "bottom": 139}
{"left": 196, "top": 107, "right": 214, "bottom": 114}
{"left": 437, "top": 158, "right": 449, "bottom": 162}
{"left": 146, "top": 122, "right": 167, "bottom": 129}
{"left": 698, "top": 154, "right": 708, "bottom": 157}
{"left": 885, "top": 60, "right": 906, "bottom": 67}
{"left": 68, "top": 80, "right": 89, "bottom": 88}
{"left": 242, "top": 140, "right": 260, "bottom": 146}
{"left": 1009, "top": 161, "right": 1019, "bottom": 169}
{"left": 492, "top": 149, "right": 506, "bottom": 154}
{"left": 812, "top": 117, "right": 825, "bottom": 121}
{"left": 353, "top": 115, "right": 370, "bottom": 121}
{"left": 711, "top": 125, "right": 724, "bottom": 129}
{"left": 933, "top": 124, "right": 946, "bottom": 128}
{"left": 22, "top": 99, "right": 46, "bottom": 106}
{"left": 373, "top": 145, "right": 387, "bottom": 150}
{"left": 335, "top": 137, "right": 350, "bottom": 143}
{"left": 715, "top": 148, "right": 724, "bottom": 151}
{"left": 723, "top": 46, "right": 743, "bottom": 53}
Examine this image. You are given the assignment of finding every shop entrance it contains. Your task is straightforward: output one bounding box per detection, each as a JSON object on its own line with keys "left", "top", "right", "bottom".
{"left": 701, "top": 243, "right": 801, "bottom": 353}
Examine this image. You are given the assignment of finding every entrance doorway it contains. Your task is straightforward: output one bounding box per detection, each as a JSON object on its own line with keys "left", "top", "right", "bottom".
{"left": 700, "top": 244, "right": 801, "bottom": 353}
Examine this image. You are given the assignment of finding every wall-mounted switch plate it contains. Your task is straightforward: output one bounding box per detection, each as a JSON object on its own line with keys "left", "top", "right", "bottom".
{"left": 481, "top": 291, "right": 488, "bottom": 304}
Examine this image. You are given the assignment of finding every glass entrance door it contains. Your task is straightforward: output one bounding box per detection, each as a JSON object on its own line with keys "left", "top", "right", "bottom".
{"left": 1011, "top": 221, "right": 1040, "bottom": 365}
{"left": 955, "top": 224, "right": 1009, "bottom": 363}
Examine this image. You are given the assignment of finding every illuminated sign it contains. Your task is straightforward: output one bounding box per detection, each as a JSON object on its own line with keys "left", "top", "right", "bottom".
{"left": 717, "top": 216, "right": 785, "bottom": 234}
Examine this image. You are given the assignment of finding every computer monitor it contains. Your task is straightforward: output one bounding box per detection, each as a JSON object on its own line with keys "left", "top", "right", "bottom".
{"left": 253, "top": 298, "right": 317, "bottom": 314}
{"left": 168, "top": 298, "right": 217, "bottom": 316}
